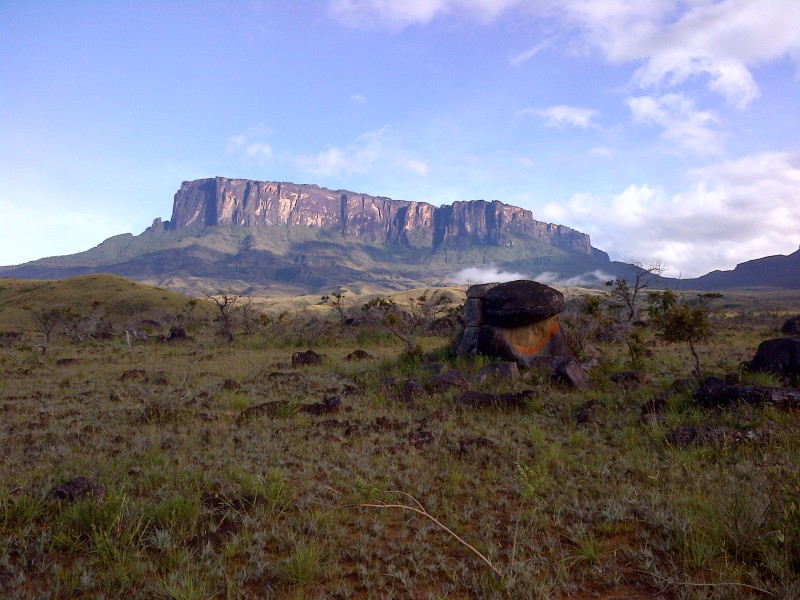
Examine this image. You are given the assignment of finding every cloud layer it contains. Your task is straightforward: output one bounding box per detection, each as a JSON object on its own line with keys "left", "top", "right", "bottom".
{"left": 542, "top": 152, "right": 800, "bottom": 277}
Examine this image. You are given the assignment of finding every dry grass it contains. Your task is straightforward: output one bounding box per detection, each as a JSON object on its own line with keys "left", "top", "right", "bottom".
{"left": 1, "top": 278, "right": 798, "bottom": 598}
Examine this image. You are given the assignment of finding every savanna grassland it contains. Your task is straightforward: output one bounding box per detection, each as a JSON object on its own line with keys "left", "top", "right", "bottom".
{"left": 1, "top": 275, "right": 798, "bottom": 599}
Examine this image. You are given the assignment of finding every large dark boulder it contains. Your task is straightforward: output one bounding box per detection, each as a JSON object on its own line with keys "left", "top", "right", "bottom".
{"left": 781, "top": 316, "right": 800, "bottom": 335}
{"left": 483, "top": 280, "right": 564, "bottom": 328}
{"left": 749, "top": 337, "right": 800, "bottom": 377}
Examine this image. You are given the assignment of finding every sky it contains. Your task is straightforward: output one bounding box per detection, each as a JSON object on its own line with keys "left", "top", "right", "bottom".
{"left": 2, "top": 0, "right": 799, "bottom": 278}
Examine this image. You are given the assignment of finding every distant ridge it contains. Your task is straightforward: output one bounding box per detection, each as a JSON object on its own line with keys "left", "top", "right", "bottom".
{"left": 683, "top": 247, "right": 800, "bottom": 290}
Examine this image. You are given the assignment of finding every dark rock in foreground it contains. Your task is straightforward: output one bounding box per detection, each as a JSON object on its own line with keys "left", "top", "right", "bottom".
{"left": 748, "top": 337, "right": 800, "bottom": 378}
{"left": 781, "top": 316, "right": 800, "bottom": 335}
{"left": 456, "top": 280, "right": 587, "bottom": 388}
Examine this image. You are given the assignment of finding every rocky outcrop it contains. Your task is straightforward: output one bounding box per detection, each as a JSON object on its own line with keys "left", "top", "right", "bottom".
{"left": 166, "top": 177, "right": 600, "bottom": 255}
{"left": 748, "top": 337, "right": 800, "bottom": 379}
{"left": 456, "top": 280, "right": 589, "bottom": 388}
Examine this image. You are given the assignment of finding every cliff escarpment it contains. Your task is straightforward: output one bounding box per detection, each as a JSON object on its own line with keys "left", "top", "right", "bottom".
{"left": 166, "top": 177, "right": 598, "bottom": 255}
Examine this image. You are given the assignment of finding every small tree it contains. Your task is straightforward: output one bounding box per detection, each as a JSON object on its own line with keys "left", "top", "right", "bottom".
{"left": 237, "top": 296, "right": 259, "bottom": 335}
{"left": 208, "top": 292, "right": 238, "bottom": 342}
{"left": 321, "top": 292, "right": 348, "bottom": 326}
{"left": 606, "top": 260, "right": 664, "bottom": 323}
{"left": 648, "top": 290, "right": 714, "bottom": 381}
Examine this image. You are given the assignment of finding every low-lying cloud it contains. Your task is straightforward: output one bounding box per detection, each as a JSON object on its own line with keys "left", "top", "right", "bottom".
{"left": 451, "top": 266, "right": 527, "bottom": 285}
{"left": 534, "top": 270, "right": 614, "bottom": 287}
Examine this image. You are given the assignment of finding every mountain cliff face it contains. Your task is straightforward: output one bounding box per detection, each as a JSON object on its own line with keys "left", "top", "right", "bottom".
{"left": 166, "top": 177, "right": 600, "bottom": 256}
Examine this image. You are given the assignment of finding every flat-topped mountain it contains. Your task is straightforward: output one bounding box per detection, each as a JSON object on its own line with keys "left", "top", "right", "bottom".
{"left": 163, "top": 177, "right": 602, "bottom": 256}
{"left": 1, "top": 177, "right": 792, "bottom": 296}
{"left": 0, "top": 177, "right": 618, "bottom": 296}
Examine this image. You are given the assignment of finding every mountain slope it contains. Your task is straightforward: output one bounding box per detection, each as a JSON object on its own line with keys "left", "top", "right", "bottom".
{"left": 680, "top": 248, "right": 800, "bottom": 290}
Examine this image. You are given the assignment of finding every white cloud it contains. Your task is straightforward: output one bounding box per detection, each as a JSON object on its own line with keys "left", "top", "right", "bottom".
{"left": 626, "top": 93, "right": 724, "bottom": 155}
{"left": 228, "top": 124, "right": 273, "bottom": 161}
{"left": 517, "top": 104, "right": 598, "bottom": 130}
{"left": 534, "top": 270, "right": 614, "bottom": 287}
{"left": 295, "top": 127, "right": 429, "bottom": 178}
{"left": 328, "top": 0, "right": 526, "bottom": 28}
{"left": 510, "top": 38, "right": 552, "bottom": 66}
{"left": 588, "top": 146, "right": 612, "bottom": 158}
{"left": 551, "top": 0, "right": 800, "bottom": 108}
{"left": 451, "top": 265, "right": 526, "bottom": 285}
{"left": 350, "top": 93, "right": 367, "bottom": 105}
{"left": 543, "top": 152, "right": 800, "bottom": 277}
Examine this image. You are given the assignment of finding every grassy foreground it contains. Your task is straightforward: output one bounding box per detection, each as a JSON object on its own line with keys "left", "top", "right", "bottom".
{"left": 1, "top": 279, "right": 799, "bottom": 599}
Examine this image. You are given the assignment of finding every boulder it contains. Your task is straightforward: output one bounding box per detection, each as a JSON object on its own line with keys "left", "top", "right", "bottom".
{"left": 528, "top": 356, "right": 590, "bottom": 390}
{"left": 345, "top": 349, "right": 373, "bottom": 361}
{"left": 164, "top": 326, "right": 187, "bottom": 342}
{"left": 292, "top": 349, "right": 323, "bottom": 367}
{"left": 477, "top": 315, "right": 572, "bottom": 365}
{"left": 748, "top": 337, "right": 800, "bottom": 378}
{"left": 693, "top": 376, "right": 800, "bottom": 410}
{"left": 483, "top": 280, "right": 564, "bottom": 328}
{"left": 781, "top": 316, "right": 800, "bottom": 335}
{"left": 477, "top": 362, "right": 520, "bottom": 383}
{"left": 300, "top": 395, "right": 342, "bottom": 416}
{"left": 456, "top": 279, "right": 588, "bottom": 388}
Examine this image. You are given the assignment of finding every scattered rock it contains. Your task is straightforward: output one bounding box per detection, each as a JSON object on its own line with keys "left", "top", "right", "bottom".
{"left": 666, "top": 423, "right": 776, "bottom": 448}
{"left": 46, "top": 477, "right": 106, "bottom": 504}
{"left": 781, "top": 316, "right": 800, "bottom": 335}
{"left": 575, "top": 399, "right": 599, "bottom": 426}
{"left": 291, "top": 350, "right": 323, "bottom": 367}
{"left": 300, "top": 395, "right": 342, "bottom": 416}
{"left": 457, "top": 390, "right": 533, "bottom": 409}
{"left": 693, "top": 377, "right": 800, "bottom": 409}
{"left": 640, "top": 395, "right": 668, "bottom": 425}
{"left": 611, "top": 371, "right": 647, "bottom": 384}
{"left": 150, "top": 372, "right": 169, "bottom": 385}
{"left": 477, "top": 362, "right": 520, "bottom": 383}
{"left": 407, "top": 427, "right": 434, "bottom": 448}
{"left": 428, "top": 370, "right": 470, "bottom": 392}
{"left": 164, "top": 326, "right": 187, "bottom": 342}
{"left": 666, "top": 424, "right": 738, "bottom": 448}
{"left": 119, "top": 369, "right": 147, "bottom": 382}
{"left": 236, "top": 401, "right": 289, "bottom": 426}
{"left": 397, "top": 380, "right": 425, "bottom": 403}
{"left": 457, "top": 436, "right": 496, "bottom": 454}
{"left": 372, "top": 416, "right": 406, "bottom": 431}
{"left": 222, "top": 379, "right": 242, "bottom": 391}
{"left": 266, "top": 371, "right": 301, "bottom": 383}
{"left": 345, "top": 349, "right": 373, "bottom": 361}
{"left": 748, "top": 337, "right": 800, "bottom": 378}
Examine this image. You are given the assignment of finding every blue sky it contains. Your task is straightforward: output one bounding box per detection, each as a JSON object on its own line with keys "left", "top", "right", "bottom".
{"left": 2, "top": 0, "right": 799, "bottom": 277}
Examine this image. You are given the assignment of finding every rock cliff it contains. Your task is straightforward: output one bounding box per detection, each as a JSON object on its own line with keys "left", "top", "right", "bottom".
{"left": 166, "top": 177, "right": 599, "bottom": 255}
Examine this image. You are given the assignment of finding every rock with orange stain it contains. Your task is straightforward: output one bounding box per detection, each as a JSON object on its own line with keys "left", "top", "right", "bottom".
{"left": 456, "top": 279, "right": 589, "bottom": 388}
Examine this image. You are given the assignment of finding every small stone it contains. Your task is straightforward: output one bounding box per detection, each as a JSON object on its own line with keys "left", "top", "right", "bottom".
{"left": 46, "top": 477, "right": 106, "bottom": 505}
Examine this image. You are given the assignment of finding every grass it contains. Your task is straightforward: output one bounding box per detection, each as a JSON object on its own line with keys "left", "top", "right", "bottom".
{"left": 0, "top": 279, "right": 798, "bottom": 598}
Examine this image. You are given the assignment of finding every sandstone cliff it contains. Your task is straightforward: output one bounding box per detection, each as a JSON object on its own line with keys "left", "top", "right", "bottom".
{"left": 166, "top": 177, "right": 599, "bottom": 255}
